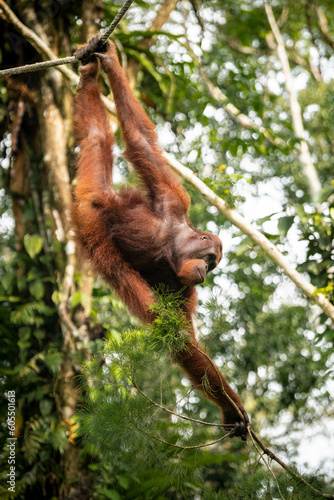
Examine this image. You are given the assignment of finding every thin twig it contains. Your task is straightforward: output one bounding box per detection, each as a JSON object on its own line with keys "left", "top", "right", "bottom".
{"left": 254, "top": 451, "right": 266, "bottom": 473}
{"left": 132, "top": 379, "right": 225, "bottom": 427}
{"left": 246, "top": 438, "right": 254, "bottom": 475}
{"left": 249, "top": 427, "right": 334, "bottom": 499}
{"left": 249, "top": 430, "right": 286, "bottom": 500}
{"left": 131, "top": 419, "right": 231, "bottom": 450}
{"left": 147, "top": 430, "right": 230, "bottom": 450}
{"left": 191, "top": 343, "right": 246, "bottom": 423}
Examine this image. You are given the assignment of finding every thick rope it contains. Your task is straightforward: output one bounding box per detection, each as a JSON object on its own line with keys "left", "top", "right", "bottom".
{"left": 0, "top": 0, "right": 134, "bottom": 78}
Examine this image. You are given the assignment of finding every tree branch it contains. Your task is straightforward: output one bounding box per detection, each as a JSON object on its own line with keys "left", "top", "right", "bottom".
{"left": 141, "top": 0, "right": 179, "bottom": 49}
{"left": 249, "top": 428, "right": 334, "bottom": 499}
{"left": 164, "top": 152, "right": 334, "bottom": 323}
{"left": 184, "top": 42, "right": 284, "bottom": 148}
{"left": 126, "top": 0, "right": 179, "bottom": 87}
{"left": 312, "top": 5, "right": 334, "bottom": 51}
{"left": 200, "top": 65, "right": 282, "bottom": 146}
{"left": 264, "top": 2, "right": 322, "bottom": 204}
{"left": 227, "top": 35, "right": 322, "bottom": 82}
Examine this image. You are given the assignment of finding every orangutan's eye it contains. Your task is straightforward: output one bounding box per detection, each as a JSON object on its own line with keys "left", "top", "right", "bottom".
{"left": 200, "top": 235, "right": 210, "bottom": 241}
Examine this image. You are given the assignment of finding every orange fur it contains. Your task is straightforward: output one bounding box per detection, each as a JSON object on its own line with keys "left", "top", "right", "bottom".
{"left": 72, "top": 35, "right": 248, "bottom": 438}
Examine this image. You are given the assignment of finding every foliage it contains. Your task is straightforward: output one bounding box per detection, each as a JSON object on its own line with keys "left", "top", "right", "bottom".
{"left": 79, "top": 334, "right": 204, "bottom": 498}
{"left": 78, "top": 292, "right": 330, "bottom": 499}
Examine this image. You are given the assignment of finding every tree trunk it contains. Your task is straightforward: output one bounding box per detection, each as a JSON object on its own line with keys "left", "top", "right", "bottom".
{"left": 2, "top": 2, "right": 95, "bottom": 497}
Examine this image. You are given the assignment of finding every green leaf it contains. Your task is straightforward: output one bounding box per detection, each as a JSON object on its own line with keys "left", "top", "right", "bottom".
{"left": 40, "top": 399, "right": 53, "bottom": 417}
{"left": 11, "top": 301, "right": 54, "bottom": 325}
{"left": 50, "top": 425, "right": 68, "bottom": 453}
{"left": 100, "top": 490, "right": 121, "bottom": 500}
{"left": 117, "top": 475, "right": 130, "bottom": 490}
{"left": 1, "top": 271, "right": 15, "bottom": 292}
{"left": 51, "top": 291, "right": 62, "bottom": 305}
{"left": 24, "top": 234, "right": 43, "bottom": 259}
{"left": 70, "top": 291, "right": 87, "bottom": 308}
{"left": 257, "top": 212, "right": 278, "bottom": 225}
{"left": 33, "top": 330, "right": 46, "bottom": 340}
{"left": 27, "top": 268, "right": 43, "bottom": 282}
{"left": 315, "top": 183, "right": 334, "bottom": 203}
{"left": 127, "top": 48, "right": 168, "bottom": 94}
{"left": 29, "top": 280, "right": 45, "bottom": 300}
{"left": 19, "top": 327, "right": 31, "bottom": 341}
{"left": 87, "top": 464, "right": 99, "bottom": 471}
{"left": 17, "top": 340, "right": 31, "bottom": 349}
{"left": 0, "top": 295, "right": 21, "bottom": 303}
{"left": 278, "top": 216, "right": 295, "bottom": 236}
{"left": 44, "top": 350, "right": 63, "bottom": 375}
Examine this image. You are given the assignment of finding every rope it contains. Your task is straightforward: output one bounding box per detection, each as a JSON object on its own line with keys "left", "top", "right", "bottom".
{"left": 0, "top": 0, "right": 134, "bottom": 78}
{"left": 100, "top": 0, "right": 134, "bottom": 44}
{"left": 0, "top": 57, "right": 76, "bottom": 77}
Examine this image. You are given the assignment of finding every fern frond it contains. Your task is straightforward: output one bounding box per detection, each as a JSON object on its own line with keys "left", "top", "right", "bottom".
{"left": 11, "top": 300, "right": 54, "bottom": 325}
